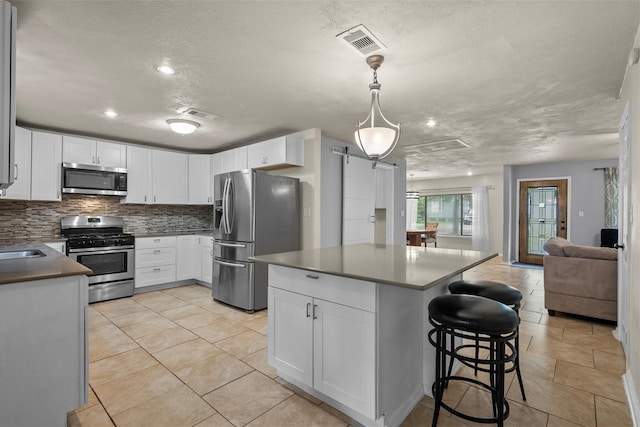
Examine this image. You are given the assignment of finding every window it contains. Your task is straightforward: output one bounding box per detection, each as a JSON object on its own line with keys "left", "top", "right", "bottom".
{"left": 416, "top": 194, "right": 472, "bottom": 236}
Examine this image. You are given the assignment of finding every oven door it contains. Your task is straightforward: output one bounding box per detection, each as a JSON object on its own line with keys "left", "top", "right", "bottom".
{"left": 68, "top": 247, "right": 134, "bottom": 284}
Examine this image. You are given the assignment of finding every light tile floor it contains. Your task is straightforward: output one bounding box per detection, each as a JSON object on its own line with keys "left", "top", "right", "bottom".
{"left": 68, "top": 257, "right": 633, "bottom": 427}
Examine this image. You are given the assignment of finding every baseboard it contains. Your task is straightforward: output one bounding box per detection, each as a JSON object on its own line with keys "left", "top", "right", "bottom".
{"left": 623, "top": 371, "right": 640, "bottom": 427}
{"left": 382, "top": 386, "right": 424, "bottom": 427}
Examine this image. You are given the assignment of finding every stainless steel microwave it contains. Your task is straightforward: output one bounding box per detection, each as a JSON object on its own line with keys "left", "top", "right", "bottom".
{"left": 62, "top": 163, "right": 127, "bottom": 196}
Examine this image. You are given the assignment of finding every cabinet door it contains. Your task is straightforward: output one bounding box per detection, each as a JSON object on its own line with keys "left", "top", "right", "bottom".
{"left": 1, "top": 127, "right": 31, "bottom": 200}
{"left": 200, "top": 245, "right": 213, "bottom": 284}
{"left": 265, "top": 137, "right": 286, "bottom": 166}
{"left": 313, "top": 299, "right": 376, "bottom": 418}
{"left": 188, "top": 154, "right": 212, "bottom": 205}
{"left": 211, "top": 152, "right": 222, "bottom": 178}
{"left": 62, "top": 136, "right": 96, "bottom": 165}
{"left": 151, "top": 150, "right": 188, "bottom": 204}
{"left": 31, "top": 131, "right": 62, "bottom": 201}
{"left": 98, "top": 141, "right": 126, "bottom": 168}
{"left": 122, "top": 146, "right": 151, "bottom": 204}
{"left": 268, "top": 287, "right": 314, "bottom": 387}
{"left": 177, "top": 236, "right": 195, "bottom": 280}
{"left": 233, "top": 146, "right": 248, "bottom": 171}
{"left": 247, "top": 141, "right": 267, "bottom": 169}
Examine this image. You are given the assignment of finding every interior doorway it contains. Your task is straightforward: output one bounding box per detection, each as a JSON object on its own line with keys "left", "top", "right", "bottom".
{"left": 518, "top": 179, "right": 568, "bottom": 265}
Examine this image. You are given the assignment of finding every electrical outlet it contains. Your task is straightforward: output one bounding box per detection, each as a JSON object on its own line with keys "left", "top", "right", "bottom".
{"left": 578, "top": 211, "right": 584, "bottom": 217}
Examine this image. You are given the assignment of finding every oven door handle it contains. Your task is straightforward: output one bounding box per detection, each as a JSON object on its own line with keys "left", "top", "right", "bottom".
{"left": 214, "top": 258, "right": 247, "bottom": 268}
{"left": 68, "top": 246, "right": 134, "bottom": 254}
{"left": 216, "top": 242, "right": 247, "bottom": 248}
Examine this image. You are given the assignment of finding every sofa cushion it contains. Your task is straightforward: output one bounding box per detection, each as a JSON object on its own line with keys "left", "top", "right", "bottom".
{"left": 543, "top": 237, "right": 571, "bottom": 256}
{"left": 564, "top": 245, "right": 618, "bottom": 260}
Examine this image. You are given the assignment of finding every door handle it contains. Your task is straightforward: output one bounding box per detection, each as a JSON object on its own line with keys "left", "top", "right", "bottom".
{"left": 312, "top": 304, "right": 318, "bottom": 319}
{"left": 614, "top": 243, "right": 625, "bottom": 249}
{"left": 305, "top": 274, "right": 319, "bottom": 279}
{"left": 14, "top": 163, "right": 18, "bottom": 180}
{"left": 214, "top": 258, "right": 247, "bottom": 268}
{"left": 306, "top": 303, "right": 311, "bottom": 318}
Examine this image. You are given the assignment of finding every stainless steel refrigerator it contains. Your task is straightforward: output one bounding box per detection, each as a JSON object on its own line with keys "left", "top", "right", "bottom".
{"left": 213, "top": 169, "right": 300, "bottom": 311}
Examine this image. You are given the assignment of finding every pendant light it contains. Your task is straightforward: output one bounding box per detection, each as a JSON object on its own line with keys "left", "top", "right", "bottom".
{"left": 407, "top": 174, "right": 420, "bottom": 199}
{"left": 355, "top": 54, "right": 400, "bottom": 168}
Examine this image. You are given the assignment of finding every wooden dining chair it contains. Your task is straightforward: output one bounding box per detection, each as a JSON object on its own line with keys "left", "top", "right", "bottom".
{"left": 422, "top": 222, "right": 438, "bottom": 247}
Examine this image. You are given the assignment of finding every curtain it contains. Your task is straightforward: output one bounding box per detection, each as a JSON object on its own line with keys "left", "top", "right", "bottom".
{"left": 472, "top": 186, "right": 490, "bottom": 251}
{"left": 406, "top": 198, "right": 419, "bottom": 230}
{"left": 604, "top": 167, "right": 619, "bottom": 228}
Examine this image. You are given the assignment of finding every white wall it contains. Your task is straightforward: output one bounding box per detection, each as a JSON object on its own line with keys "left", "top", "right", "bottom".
{"left": 413, "top": 173, "right": 503, "bottom": 254}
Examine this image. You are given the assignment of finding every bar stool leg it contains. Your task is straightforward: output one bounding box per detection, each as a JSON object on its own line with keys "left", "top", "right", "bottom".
{"left": 432, "top": 327, "right": 444, "bottom": 427}
{"left": 514, "top": 324, "right": 526, "bottom": 400}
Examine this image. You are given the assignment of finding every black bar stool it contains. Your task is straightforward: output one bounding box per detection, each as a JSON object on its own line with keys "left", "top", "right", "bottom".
{"left": 428, "top": 294, "right": 519, "bottom": 427}
{"left": 448, "top": 279, "right": 526, "bottom": 401}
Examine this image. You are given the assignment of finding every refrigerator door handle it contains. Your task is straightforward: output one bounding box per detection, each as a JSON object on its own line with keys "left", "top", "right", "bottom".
{"left": 222, "top": 178, "right": 231, "bottom": 234}
{"left": 217, "top": 242, "right": 247, "bottom": 248}
{"left": 227, "top": 178, "right": 235, "bottom": 233}
{"left": 214, "top": 257, "right": 247, "bottom": 268}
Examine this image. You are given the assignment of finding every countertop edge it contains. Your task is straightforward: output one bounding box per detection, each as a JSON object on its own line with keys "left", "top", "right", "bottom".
{"left": 252, "top": 251, "right": 499, "bottom": 291}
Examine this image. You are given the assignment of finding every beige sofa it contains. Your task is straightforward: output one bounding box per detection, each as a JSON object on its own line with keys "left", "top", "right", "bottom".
{"left": 543, "top": 237, "right": 618, "bottom": 322}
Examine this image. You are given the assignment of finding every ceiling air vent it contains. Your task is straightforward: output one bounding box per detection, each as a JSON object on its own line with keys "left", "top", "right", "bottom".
{"left": 404, "top": 139, "right": 471, "bottom": 154}
{"left": 336, "top": 24, "right": 386, "bottom": 56}
{"left": 181, "top": 108, "right": 217, "bottom": 120}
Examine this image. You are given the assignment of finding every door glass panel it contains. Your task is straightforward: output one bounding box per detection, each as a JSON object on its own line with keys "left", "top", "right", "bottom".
{"left": 527, "top": 186, "right": 558, "bottom": 255}
{"left": 76, "top": 252, "right": 126, "bottom": 276}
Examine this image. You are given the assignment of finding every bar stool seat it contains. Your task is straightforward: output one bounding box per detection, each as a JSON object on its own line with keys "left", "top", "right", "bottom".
{"left": 448, "top": 279, "right": 526, "bottom": 401}
{"left": 428, "top": 294, "right": 519, "bottom": 427}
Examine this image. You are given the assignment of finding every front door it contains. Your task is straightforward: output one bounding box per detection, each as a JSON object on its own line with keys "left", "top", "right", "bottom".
{"left": 518, "top": 179, "right": 568, "bottom": 265}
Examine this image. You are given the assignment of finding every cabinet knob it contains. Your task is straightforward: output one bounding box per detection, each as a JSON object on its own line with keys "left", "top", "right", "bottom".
{"left": 92, "top": 156, "right": 96, "bottom": 164}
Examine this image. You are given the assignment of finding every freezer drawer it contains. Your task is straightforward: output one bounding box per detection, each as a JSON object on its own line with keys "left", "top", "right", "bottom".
{"left": 213, "top": 257, "right": 255, "bottom": 311}
{"left": 214, "top": 240, "right": 254, "bottom": 263}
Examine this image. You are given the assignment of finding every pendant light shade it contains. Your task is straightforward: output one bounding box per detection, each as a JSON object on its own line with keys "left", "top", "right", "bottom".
{"left": 355, "top": 55, "right": 400, "bottom": 168}
{"left": 406, "top": 174, "right": 420, "bottom": 199}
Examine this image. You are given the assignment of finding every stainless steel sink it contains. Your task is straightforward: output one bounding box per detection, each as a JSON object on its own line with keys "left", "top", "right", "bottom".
{"left": 0, "top": 249, "right": 47, "bottom": 260}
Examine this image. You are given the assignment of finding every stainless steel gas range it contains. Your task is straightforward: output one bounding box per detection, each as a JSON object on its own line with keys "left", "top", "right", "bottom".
{"left": 61, "top": 215, "right": 135, "bottom": 303}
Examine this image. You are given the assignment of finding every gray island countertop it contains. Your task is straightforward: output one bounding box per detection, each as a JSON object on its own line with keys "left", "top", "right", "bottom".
{"left": 252, "top": 244, "right": 498, "bottom": 290}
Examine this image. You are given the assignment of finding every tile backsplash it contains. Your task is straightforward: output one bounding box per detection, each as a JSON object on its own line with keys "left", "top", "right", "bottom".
{"left": 0, "top": 195, "right": 212, "bottom": 245}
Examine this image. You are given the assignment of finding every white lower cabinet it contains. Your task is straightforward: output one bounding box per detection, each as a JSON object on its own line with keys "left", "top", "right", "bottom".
{"left": 177, "top": 235, "right": 196, "bottom": 280}
{"left": 199, "top": 236, "right": 213, "bottom": 284}
{"left": 135, "top": 237, "right": 177, "bottom": 288}
{"left": 268, "top": 266, "right": 376, "bottom": 420}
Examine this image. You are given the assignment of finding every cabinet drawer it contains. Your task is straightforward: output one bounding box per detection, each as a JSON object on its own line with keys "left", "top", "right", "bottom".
{"left": 135, "top": 236, "right": 177, "bottom": 250}
{"left": 136, "top": 247, "right": 176, "bottom": 268}
{"left": 269, "top": 265, "right": 376, "bottom": 312}
{"left": 135, "top": 265, "right": 176, "bottom": 288}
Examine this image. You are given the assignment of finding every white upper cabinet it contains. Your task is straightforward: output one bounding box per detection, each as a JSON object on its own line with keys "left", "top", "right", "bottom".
{"left": 151, "top": 150, "right": 188, "bottom": 204}
{"left": 122, "top": 145, "right": 151, "bottom": 204}
{"left": 1, "top": 127, "right": 31, "bottom": 200}
{"left": 188, "top": 154, "right": 213, "bottom": 205}
{"left": 31, "top": 131, "right": 62, "bottom": 201}
{"left": 247, "top": 136, "right": 303, "bottom": 170}
{"left": 63, "top": 136, "right": 126, "bottom": 168}
{"left": 213, "top": 146, "right": 248, "bottom": 175}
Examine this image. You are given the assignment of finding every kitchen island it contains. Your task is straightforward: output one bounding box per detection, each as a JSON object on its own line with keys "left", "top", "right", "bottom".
{"left": 252, "top": 244, "right": 497, "bottom": 427}
{"left": 0, "top": 243, "right": 91, "bottom": 427}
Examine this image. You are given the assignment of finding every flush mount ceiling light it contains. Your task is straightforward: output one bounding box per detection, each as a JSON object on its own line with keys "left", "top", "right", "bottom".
{"left": 426, "top": 118, "right": 437, "bottom": 128}
{"left": 104, "top": 110, "right": 118, "bottom": 118}
{"left": 355, "top": 54, "right": 400, "bottom": 168}
{"left": 166, "top": 119, "right": 200, "bottom": 135}
{"left": 156, "top": 64, "right": 175, "bottom": 75}
{"left": 406, "top": 174, "right": 420, "bottom": 199}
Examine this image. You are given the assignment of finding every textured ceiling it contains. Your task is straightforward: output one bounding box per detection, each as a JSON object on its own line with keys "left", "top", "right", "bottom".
{"left": 9, "top": 1, "right": 639, "bottom": 179}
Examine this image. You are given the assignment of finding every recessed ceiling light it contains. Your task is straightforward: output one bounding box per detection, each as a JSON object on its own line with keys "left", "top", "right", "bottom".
{"left": 426, "top": 118, "right": 437, "bottom": 128}
{"left": 104, "top": 110, "right": 118, "bottom": 118}
{"left": 467, "top": 171, "right": 473, "bottom": 176}
{"left": 167, "top": 119, "right": 200, "bottom": 134}
{"left": 156, "top": 64, "right": 175, "bottom": 75}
